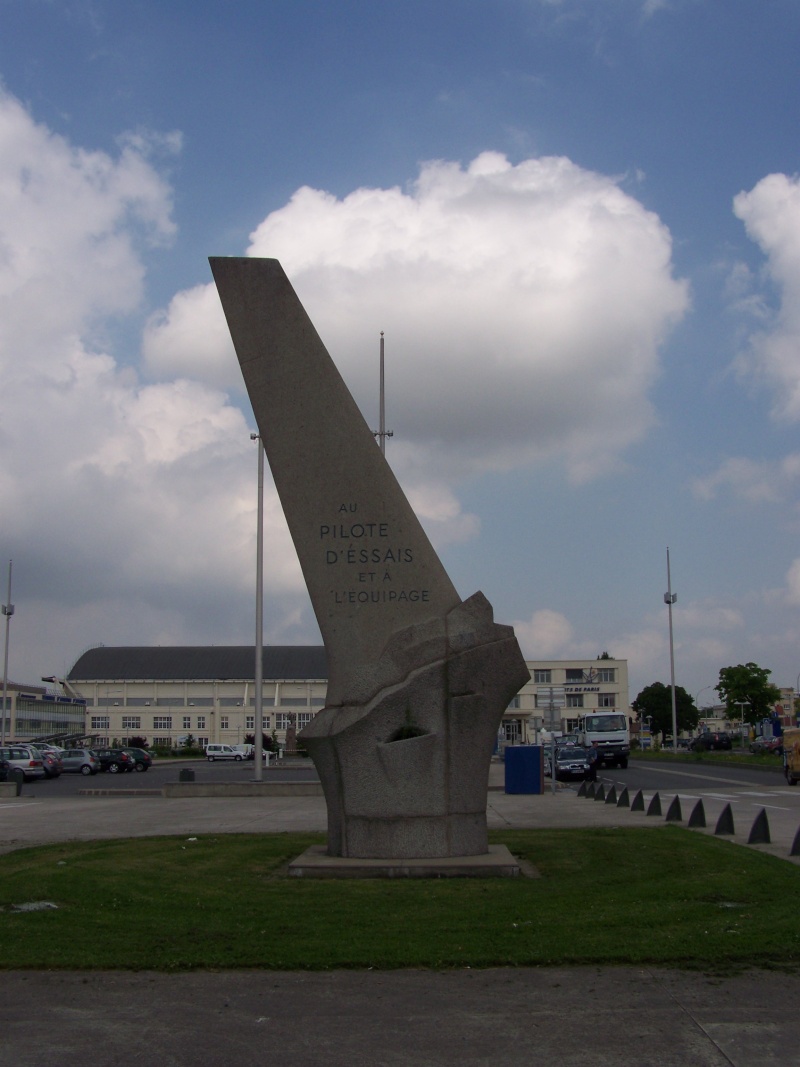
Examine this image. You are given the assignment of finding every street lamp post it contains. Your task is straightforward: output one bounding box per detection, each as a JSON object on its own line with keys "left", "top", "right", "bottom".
{"left": 664, "top": 548, "right": 678, "bottom": 752}
{"left": 1, "top": 560, "right": 14, "bottom": 746}
{"left": 251, "top": 433, "right": 264, "bottom": 782}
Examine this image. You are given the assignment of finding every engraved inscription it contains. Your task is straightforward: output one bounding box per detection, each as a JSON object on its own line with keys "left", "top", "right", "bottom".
{"left": 322, "top": 503, "right": 429, "bottom": 606}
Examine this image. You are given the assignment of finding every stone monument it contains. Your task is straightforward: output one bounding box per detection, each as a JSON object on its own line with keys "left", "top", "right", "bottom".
{"left": 210, "top": 257, "right": 530, "bottom": 861}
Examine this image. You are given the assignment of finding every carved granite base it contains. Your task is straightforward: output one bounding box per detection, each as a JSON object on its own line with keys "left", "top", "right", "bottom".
{"left": 300, "top": 592, "right": 530, "bottom": 859}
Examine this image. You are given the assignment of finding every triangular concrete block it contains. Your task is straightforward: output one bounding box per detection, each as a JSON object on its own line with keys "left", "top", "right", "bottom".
{"left": 715, "top": 803, "right": 735, "bottom": 836}
{"left": 616, "top": 786, "right": 630, "bottom": 808}
{"left": 594, "top": 783, "right": 606, "bottom": 801}
{"left": 646, "top": 792, "right": 662, "bottom": 817}
{"left": 577, "top": 781, "right": 587, "bottom": 797}
{"left": 665, "top": 795, "right": 682, "bottom": 822}
{"left": 748, "top": 808, "right": 771, "bottom": 844}
{"left": 605, "top": 785, "right": 617, "bottom": 804}
{"left": 631, "top": 789, "right": 645, "bottom": 812}
{"left": 688, "top": 800, "right": 706, "bottom": 828}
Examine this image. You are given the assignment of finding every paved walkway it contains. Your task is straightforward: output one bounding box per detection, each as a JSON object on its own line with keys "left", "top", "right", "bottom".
{"left": 2, "top": 767, "right": 800, "bottom": 1065}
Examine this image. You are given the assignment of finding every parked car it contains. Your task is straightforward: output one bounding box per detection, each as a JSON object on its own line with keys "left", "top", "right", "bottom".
{"left": 39, "top": 750, "right": 63, "bottom": 778}
{"left": 122, "top": 747, "right": 153, "bottom": 772}
{"left": 95, "top": 748, "right": 136, "bottom": 773}
{"left": 231, "top": 744, "right": 255, "bottom": 760}
{"left": 205, "top": 743, "right": 243, "bottom": 761}
{"left": 29, "top": 743, "right": 65, "bottom": 777}
{"left": 690, "top": 731, "right": 732, "bottom": 751}
{"left": 749, "top": 735, "right": 783, "bottom": 755}
{"left": 0, "top": 745, "right": 47, "bottom": 780}
{"left": 59, "top": 748, "right": 101, "bottom": 775}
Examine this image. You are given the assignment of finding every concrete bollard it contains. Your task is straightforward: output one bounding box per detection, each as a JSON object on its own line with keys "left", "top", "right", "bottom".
{"left": 715, "top": 803, "right": 735, "bottom": 836}
{"left": 688, "top": 800, "right": 706, "bottom": 828}
{"left": 665, "top": 795, "right": 682, "bottom": 822}
{"left": 748, "top": 808, "right": 771, "bottom": 844}
{"left": 646, "top": 792, "right": 662, "bottom": 817}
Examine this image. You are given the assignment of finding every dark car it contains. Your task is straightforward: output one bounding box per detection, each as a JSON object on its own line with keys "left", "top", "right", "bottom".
{"left": 122, "top": 747, "right": 153, "bottom": 772}
{"left": 690, "top": 731, "right": 732, "bottom": 751}
{"left": 552, "top": 746, "right": 596, "bottom": 782}
{"left": 95, "top": 748, "right": 136, "bottom": 773}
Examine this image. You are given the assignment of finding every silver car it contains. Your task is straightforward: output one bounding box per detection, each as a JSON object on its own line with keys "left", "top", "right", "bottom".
{"left": 0, "top": 745, "right": 47, "bottom": 781}
{"left": 59, "top": 748, "right": 101, "bottom": 776}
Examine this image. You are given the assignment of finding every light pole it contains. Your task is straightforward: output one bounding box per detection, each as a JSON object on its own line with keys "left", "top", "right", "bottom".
{"left": 251, "top": 432, "right": 264, "bottom": 782}
{"left": 1, "top": 560, "right": 13, "bottom": 746}
{"left": 664, "top": 548, "right": 678, "bottom": 751}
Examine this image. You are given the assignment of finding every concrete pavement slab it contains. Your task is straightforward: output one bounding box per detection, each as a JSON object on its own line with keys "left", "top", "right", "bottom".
{"left": 1, "top": 966, "right": 798, "bottom": 1067}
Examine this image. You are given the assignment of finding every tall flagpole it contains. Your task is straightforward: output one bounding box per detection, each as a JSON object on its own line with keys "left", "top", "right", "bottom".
{"left": 251, "top": 434, "right": 264, "bottom": 781}
{"left": 664, "top": 548, "right": 678, "bottom": 752}
{"left": 373, "top": 332, "right": 393, "bottom": 454}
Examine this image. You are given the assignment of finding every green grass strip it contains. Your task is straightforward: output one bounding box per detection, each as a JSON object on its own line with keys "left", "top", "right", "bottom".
{"left": 1, "top": 828, "right": 798, "bottom": 972}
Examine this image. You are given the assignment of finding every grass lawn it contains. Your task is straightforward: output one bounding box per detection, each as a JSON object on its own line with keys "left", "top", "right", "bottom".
{"left": 630, "top": 749, "right": 784, "bottom": 769}
{"left": 1, "top": 828, "right": 799, "bottom": 972}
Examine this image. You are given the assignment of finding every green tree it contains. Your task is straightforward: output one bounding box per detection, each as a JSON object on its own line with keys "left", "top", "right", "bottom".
{"left": 631, "top": 682, "right": 699, "bottom": 741}
{"left": 715, "top": 663, "right": 782, "bottom": 725}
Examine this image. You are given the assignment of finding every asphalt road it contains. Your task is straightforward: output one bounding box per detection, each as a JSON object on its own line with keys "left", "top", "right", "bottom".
{"left": 598, "top": 755, "right": 786, "bottom": 794}
{"left": 14, "top": 757, "right": 319, "bottom": 797}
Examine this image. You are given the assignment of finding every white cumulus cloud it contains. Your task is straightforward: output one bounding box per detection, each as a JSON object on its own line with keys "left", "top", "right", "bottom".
{"left": 148, "top": 151, "right": 688, "bottom": 492}
{"left": 0, "top": 88, "right": 307, "bottom": 680}
{"left": 733, "top": 172, "right": 800, "bottom": 421}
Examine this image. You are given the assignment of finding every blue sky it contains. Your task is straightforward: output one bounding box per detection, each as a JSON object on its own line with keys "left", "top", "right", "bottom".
{"left": 1, "top": 0, "right": 799, "bottom": 707}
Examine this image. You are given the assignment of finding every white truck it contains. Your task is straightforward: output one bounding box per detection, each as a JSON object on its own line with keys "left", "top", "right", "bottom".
{"left": 577, "top": 712, "right": 630, "bottom": 769}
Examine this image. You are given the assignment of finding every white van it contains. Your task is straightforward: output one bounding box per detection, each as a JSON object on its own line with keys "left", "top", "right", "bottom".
{"left": 205, "top": 743, "right": 242, "bottom": 762}
{"left": 231, "top": 744, "right": 254, "bottom": 760}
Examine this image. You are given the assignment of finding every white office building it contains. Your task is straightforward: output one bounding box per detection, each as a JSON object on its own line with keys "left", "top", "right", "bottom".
{"left": 61, "top": 645, "right": 628, "bottom": 751}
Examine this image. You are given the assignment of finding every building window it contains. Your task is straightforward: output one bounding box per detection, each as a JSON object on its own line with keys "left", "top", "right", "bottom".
{"left": 152, "top": 736, "right": 171, "bottom": 747}
{"left": 188, "top": 697, "right": 214, "bottom": 707}
{"left": 182, "top": 716, "right": 191, "bottom": 729}
{"left": 125, "top": 697, "right": 151, "bottom": 707}
{"left": 198, "top": 737, "right": 209, "bottom": 748}
{"left": 219, "top": 697, "right": 243, "bottom": 707}
{"left": 246, "top": 715, "right": 255, "bottom": 730}
{"left": 91, "top": 716, "right": 110, "bottom": 730}
{"left": 122, "top": 716, "right": 141, "bottom": 730}
{"left": 507, "top": 696, "right": 520, "bottom": 710}
{"left": 196, "top": 716, "right": 206, "bottom": 730}
{"left": 502, "top": 719, "right": 522, "bottom": 742}
{"left": 220, "top": 716, "right": 229, "bottom": 730}
{"left": 533, "top": 669, "right": 551, "bottom": 684}
{"left": 565, "top": 669, "right": 584, "bottom": 682}
{"left": 596, "top": 668, "right": 616, "bottom": 683}
{"left": 95, "top": 736, "right": 109, "bottom": 747}
{"left": 279, "top": 697, "right": 307, "bottom": 707}
{"left": 153, "top": 716, "right": 172, "bottom": 730}
{"left": 263, "top": 715, "right": 271, "bottom": 730}
{"left": 597, "top": 693, "right": 617, "bottom": 708}
{"left": 276, "top": 713, "right": 297, "bottom": 730}
{"left": 298, "top": 713, "right": 313, "bottom": 728}
{"left": 311, "top": 697, "right": 326, "bottom": 707}
{"left": 566, "top": 694, "right": 584, "bottom": 709}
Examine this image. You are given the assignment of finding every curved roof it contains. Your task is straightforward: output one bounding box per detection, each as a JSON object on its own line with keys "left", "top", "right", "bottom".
{"left": 68, "top": 645, "right": 328, "bottom": 682}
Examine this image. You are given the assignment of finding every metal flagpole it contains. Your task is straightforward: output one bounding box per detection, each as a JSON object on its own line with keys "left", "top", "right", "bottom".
{"left": 373, "top": 332, "right": 393, "bottom": 454}
{"left": 251, "top": 435, "right": 264, "bottom": 781}
{"left": 665, "top": 547, "right": 678, "bottom": 752}
{"left": 1, "top": 560, "right": 13, "bottom": 746}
